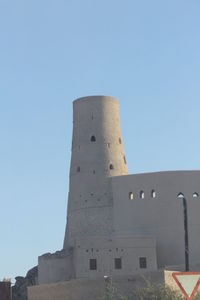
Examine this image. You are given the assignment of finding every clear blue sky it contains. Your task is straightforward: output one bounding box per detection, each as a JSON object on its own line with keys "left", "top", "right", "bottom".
{"left": 0, "top": 0, "right": 200, "bottom": 282}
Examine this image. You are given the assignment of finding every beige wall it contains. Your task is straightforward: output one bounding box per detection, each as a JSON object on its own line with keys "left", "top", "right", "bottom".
{"left": 28, "top": 271, "right": 165, "bottom": 300}
{"left": 74, "top": 236, "right": 157, "bottom": 278}
{"left": 111, "top": 170, "right": 200, "bottom": 268}
{"left": 38, "top": 250, "right": 74, "bottom": 284}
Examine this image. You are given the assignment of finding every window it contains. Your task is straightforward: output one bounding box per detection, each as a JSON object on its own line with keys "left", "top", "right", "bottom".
{"left": 110, "top": 164, "right": 114, "bottom": 170}
{"left": 91, "top": 135, "right": 96, "bottom": 142}
{"left": 77, "top": 166, "right": 80, "bottom": 172}
{"left": 123, "top": 156, "right": 127, "bottom": 164}
{"left": 151, "top": 190, "right": 156, "bottom": 198}
{"left": 177, "top": 193, "right": 184, "bottom": 198}
{"left": 119, "top": 137, "right": 122, "bottom": 144}
{"left": 139, "top": 257, "right": 147, "bottom": 269}
{"left": 129, "top": 192, "right": 134, "bottom": 200}
{"left": 193, "top": 192, "right": 199, "bottom": 198}
{"left": 140, "top": 191, "right": 145, "bottom": 199}
{"left": 90, "top": 259, "right": 97, "bottom": 270}
{"left": 115, "top": 258, "right": 122, "bottom": 269}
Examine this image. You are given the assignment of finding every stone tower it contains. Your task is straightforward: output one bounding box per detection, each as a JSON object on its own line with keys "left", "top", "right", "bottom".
{"left": 63, "top": 96, "right": 128, "bottom": 249}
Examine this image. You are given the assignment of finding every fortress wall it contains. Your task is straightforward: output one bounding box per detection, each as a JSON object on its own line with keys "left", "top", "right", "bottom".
{"left": 111, "top": 170, "right": 200, "bottom": 268}
{"left": 28, "top": 271, "right": 165, "bottom": 300}
{"left": 38, "top": 251, "right": 74, "bottom": 284}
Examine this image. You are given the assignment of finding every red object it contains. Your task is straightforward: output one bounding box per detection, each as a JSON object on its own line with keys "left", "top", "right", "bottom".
{"left": 172, "top": 272, "right": 200, "bottom": 300}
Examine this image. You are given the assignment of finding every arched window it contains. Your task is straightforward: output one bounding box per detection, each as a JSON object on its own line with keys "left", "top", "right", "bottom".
{"left": 91, "top": 135, "right": 96, "bottom": 142}
{"left": 129, "top": 192, "right": 134, "bottom": 200}
{"left": 77, "top": 166, "right": 80, "bottom": 172}
{"left": 193, "top": 192, "right": 199, "bottom": 198}
{"left": 151, "top": 190, "right": 156, "bottom": 198}
{"left": 140, "top": 191, "right": 145, "bottom": 199}
{"left": 109, "top": 164, "right": 114, "bottom": 170}
{"left": 177, "top": 193, "right": 184, "bottom": 198}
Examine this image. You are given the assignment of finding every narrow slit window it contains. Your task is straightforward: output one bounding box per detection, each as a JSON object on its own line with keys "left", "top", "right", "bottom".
{"left": 151, "top": 190, "right": 156, "bottom": 198}
{"left": 110, "top": 164, "right": 114, "bottom": 170}
{"left": 129, "top": 192, "right": 134, "bottom": 200}
{"left": 140, "top": 191, "right": 145, "bottom": 199}
{"left": 91, "top": 135, "right": 96, "bottom": 142}
{"left": 123, "top": 156, "right": 127, "bottom": 164}
{"left": 119, "top": 138, "right": 122, "bottom": 144}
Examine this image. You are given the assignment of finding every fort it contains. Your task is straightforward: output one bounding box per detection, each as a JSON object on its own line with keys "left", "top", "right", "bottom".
{"left": 28, "top": 96, "right": 200, "bottom": 299}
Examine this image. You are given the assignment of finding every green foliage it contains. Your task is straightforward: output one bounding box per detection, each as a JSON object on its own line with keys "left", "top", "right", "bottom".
{"left": 103, "top": 277, "right": 200, "bottom": 300}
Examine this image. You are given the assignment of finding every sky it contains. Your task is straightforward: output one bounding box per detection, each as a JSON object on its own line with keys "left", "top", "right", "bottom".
{"left": 0, "top": 0, "right": 200, "bottom": 282}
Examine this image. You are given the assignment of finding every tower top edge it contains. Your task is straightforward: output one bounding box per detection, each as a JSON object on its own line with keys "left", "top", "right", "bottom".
{"left": 73, "top": 95, "right": 118, "bottom": 104}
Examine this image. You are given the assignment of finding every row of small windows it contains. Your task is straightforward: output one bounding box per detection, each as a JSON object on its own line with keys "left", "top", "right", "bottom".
{"left": 90, "top": 136, "right": 122, "bottom": 144}
{"left": 129, "top": 191, "right": 199, "bottom": 200}
{"left": 77, "top": 164, "right": 116, "bottom": 173}
{"left": 129, "top": 190, "right": 156, "bottom": 200}
{"left": 89, "top": 257, "right": 147, "bottom": 271}
{"left": 76, "top": 154, "right": 127, "bottom": 174}
{"left": 77, "top": 165, "right": 114, "bottom": 173}
{"left": 177, "top": 192, "right": 199, "bottom": 198}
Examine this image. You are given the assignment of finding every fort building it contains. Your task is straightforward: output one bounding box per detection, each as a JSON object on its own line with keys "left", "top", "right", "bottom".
{"left": 28, "top": 96, "right": 200, "bottom": 300}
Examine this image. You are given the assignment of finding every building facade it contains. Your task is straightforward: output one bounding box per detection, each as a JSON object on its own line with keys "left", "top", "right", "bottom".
{"left": 37, "top": 96, "right": 200, "bottom": 285}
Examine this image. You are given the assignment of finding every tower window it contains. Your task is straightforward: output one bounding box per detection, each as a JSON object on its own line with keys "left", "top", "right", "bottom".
{"left": 115, "top": 258, "right": 122, "bottom": 269}
{"left": 140, "top": 191, "right": 145, "bottom": 199}
{"left": 151, "top": 190, "right": 156, "bottom": 198}
{"left": 77, "top": 166, "right": 80, "bottom": 172}
{"left": 193, "top": 192, "right": 199, "bottom": 198}
{"left": 119, "top": 138, "right": 122, "bottom": 144}
{"left": 123, "top": 156, "right": 127, "bottom": 164}
{"left": 139, "top": 257, "right": 147, "bottom": 269}
{"left": 110, "top": 164, "right": 114, "bottom": 170}
{"left": 91, "top": 135, "right": 96, "bottom": 142}
{"left": 129, "top": 192, "right": 134, "bottom": 200}
{"left": 90, "top": 259, "right": 97, "bottom": 270}
{"left": 177, "top": 193, "right": 184, "bottom": 198}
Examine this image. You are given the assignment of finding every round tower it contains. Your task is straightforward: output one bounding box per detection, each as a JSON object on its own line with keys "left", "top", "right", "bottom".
{"left": 63, "top": 96, "right": 128, "bottom": 249}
